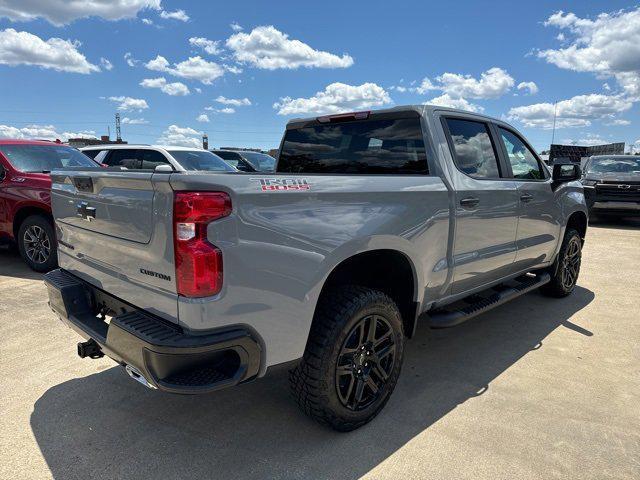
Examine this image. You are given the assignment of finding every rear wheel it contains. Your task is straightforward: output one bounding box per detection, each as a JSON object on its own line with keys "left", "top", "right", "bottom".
{"left": 17, "top": 215, "right": 57, "bottom": 272}
{"left": 289, "top": 286, "right": 405, "bottom": 431}
{"left": 541, "top": 228, "right": 582, "bottom": 297}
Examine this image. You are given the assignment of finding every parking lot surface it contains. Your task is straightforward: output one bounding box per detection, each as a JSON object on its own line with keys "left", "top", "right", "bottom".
{"left": 1, "top": 219, "right": 639, "bottom": 480}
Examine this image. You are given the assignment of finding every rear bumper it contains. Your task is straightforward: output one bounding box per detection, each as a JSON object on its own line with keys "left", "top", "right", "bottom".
{"left": 44, "top": 268, "right": 261, "bottom": 394}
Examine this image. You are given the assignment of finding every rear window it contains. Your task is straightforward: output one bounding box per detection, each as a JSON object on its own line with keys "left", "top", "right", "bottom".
{"left": 168, "top": 150, "right": 236, "bottom": 172}
{"left": 0, "top": 144, "right": 97, "bottom": 172}
{"left": 239, "top": 152, "right": 276, "bottom": 172}
{"left": 277, "top": 116, "right": 428, "bottom": 174}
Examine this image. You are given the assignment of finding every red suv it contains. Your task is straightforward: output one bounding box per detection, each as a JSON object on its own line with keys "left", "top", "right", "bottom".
{"left": 0, "top": 140, "right": 98, "bottom": 271}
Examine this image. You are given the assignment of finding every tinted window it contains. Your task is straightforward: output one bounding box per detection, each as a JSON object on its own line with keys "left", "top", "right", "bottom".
{"left": 239, "top": 152, "right": 276, "bottom": 171}
{"left": 212, "top": 150, "right": 243, "bottom": 161}
{"left": 499, "top": 128, "right": 544, "bottom": 180}
{"left": 140, "top": 150, "right": 170, "bottom": 170}
{"left": 103, "top": 149, "right": 141, "bottom": 169}
{"left": 82, "top": 149, "right": 103, "bottom": 160}
{"left": 278, "top": 117, "right": 428, "bottom": 174}
{"left": 0, "top": 144, "right": 97, "bottom": 172}
{"left": 445, "top": 118, "right": 500, "bottom": 179}
{"left": 168, "top": 150, "right": 235, "bottom": 172}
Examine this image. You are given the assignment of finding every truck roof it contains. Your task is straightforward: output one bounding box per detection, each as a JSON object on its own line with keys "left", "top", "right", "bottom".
{"left": 285, "top": 104, "right": 504, "bottom": 127}
{"left": 80, "top": 144, "right": 205, "bottom": 151}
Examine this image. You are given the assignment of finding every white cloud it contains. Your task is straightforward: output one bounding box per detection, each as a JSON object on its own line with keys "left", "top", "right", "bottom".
{"left": 0, "top": 123, "right": 96, "bottom": 141}
{"left": 140, "top": 77, "right": 190, "bottom": 96}
{"left": 390, "top": 85, "right": 408, "bottom": 93}
{"left": 159, "top": 9, "right": 189, "bottom": 22}
{"left": 215, "top": 96, "right": 251, "bottom": 106}
{"left": 196, "top": 114, "right": 209, "bottom": 123}
{"left": 508, "top": 93, "right": 633, "bottom": 129}
{"left": 100, "top": 57, "right": 113, "bottom": 71}
{"left": 230, "top": 22, "right": 243, "bottom": 32}
{"left": 124, "top": 52, "right": 138, "bottom": 67}
{"left": 517, "top": 81, "right": 538, "bottom": 95}
{"left": 226, "top": 25, "right": 353, "bottom": 70}
{"left": 204, "top": 107, "right": 235, "bottom": 114}
{"left": 121, "top": 117, "right": 148, "bottom": 125}
{"left": 223, "top": 64, "right": 242, "bottom": 74}
{"left": 145, "top": 54, "right": 224, "bottom": 84}
{"left": 274, "top": 82, "right": 391, "bottom": 115}
{"left": 425, "top": 93, "right": 483, "bottom": 112}
{"left": 538, "top": 8, "right": 640, "bottom": 98}
{"left": 141, "top": 18, "right": 153, "bottom": 25}
{"left": 417, "top": 67, "right": 515, "bottom": 99}
{"left": 189, "top": 37, "right": 221, "bottom": 55}
{"left": 194, "top": 87, "right": 202, "bottom": 93}
{"left": 157, "top": 125, "right": 202, "bottom": 147}
{"left": 605, "top": 118, "right": 631, "bottom": 126}
{"left": 107, "top": 96, "right": 149, "bottom": 111}
{"left": 0, "top": 28, "right": 100, "bottom": 74}
{"left": 561, "top": 133, "right": 608, "bottom": 146}
{"left": 0, "top": 0, "right": 161, "bottom": 26}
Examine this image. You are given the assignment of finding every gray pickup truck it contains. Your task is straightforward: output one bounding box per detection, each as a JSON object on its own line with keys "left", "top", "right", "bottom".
{"left": 45, "top": 105, "right": 587, "bottom": 431}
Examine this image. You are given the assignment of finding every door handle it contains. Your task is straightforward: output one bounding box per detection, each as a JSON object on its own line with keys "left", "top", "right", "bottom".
{"left": 460, "top": 197, "right": 480, "bottom": 208}
{"left": 520, "top": 193, "right": 534, "bottom": 203}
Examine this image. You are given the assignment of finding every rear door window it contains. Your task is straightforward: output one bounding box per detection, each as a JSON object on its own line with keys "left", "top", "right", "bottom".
{"left": 103, "top": 149, "right": 141, "bottom": 169}
{"left": 140, "top": 150, "right": 171, "bottom": 170}
{"left": 444, "top": 118, "right": 501, "bottom": 179}
{"left": 278, "top": 116, "right": 428, "bottom": 174}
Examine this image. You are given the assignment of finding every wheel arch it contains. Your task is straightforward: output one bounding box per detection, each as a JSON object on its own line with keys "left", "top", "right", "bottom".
{"left": 13, "top": 205, "right": 53, "bottom": 240}
{"left": 566, "top": 210, "right": 588, "bottom": 242}
{"left": 315, "top": 248, "right": 420, "bottom": 339}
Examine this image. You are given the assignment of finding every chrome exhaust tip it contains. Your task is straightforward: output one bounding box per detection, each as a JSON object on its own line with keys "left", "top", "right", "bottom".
{"left": 125, "top": 364, "right": 157, "bottom": 390}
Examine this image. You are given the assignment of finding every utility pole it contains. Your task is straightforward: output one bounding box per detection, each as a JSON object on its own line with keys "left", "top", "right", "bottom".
{"left": 115, "top": 113, "right": 122, "bottom": 142}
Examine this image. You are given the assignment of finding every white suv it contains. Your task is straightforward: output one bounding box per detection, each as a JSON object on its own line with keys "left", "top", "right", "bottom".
{"left": 80, "top": 145, "right": 236, "bottom": 172}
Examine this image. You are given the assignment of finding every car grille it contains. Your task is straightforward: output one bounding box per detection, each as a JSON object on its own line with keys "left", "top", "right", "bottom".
{"left": 595, "top": 183, "right": 640, "bottom": 202}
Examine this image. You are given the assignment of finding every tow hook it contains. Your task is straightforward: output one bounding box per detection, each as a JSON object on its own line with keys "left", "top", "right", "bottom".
{"left": 125, "top": 365, "right": 157, "bottom": 390}
{"left": 77, "top": 339, "right": 104, "bottom": 359}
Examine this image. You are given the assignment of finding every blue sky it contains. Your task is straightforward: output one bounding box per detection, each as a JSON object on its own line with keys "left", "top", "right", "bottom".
{"left": 0, "top": 0, "right": 638, "bottom": 152}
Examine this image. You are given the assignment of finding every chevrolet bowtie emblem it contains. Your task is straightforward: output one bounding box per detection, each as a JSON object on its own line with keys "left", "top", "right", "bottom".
{"left": 617, "top": 184, "right": 631, "bottom": 189}
{"left": 77, "top": 201, "right": 96, "bottom": 221}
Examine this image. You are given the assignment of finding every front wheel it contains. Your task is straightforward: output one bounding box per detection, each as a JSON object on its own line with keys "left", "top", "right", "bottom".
{"left": 289, "top": 286, "right": 405, "bottom": 431}
{"left": 541, "top": 228, "right": 582, "bottom": 297}
{"left": 17, "top": 215, "right": 57, "bottom": 272}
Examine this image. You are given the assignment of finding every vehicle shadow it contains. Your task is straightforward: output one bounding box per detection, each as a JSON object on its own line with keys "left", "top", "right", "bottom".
{"left": 31, "top": 286, "right": 594, "bottom": 480}
{"left": 0, "top": 246, "right": 43, "bottom": 281}
{"left": 588, "top": 215, "right": 640, "bottom": 231}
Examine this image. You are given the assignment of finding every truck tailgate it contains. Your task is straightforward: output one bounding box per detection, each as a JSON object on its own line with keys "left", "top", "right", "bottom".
{"left": 51, "top": 170, "right": 179, "bottom": 322}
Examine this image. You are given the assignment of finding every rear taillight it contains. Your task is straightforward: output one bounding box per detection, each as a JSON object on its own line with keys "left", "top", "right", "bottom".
{"left": 173, "top": 192, "right": 231, "bottom": 297}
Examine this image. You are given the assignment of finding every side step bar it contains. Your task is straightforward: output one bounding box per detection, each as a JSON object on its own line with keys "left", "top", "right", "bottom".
{"left": 427, "top": 272, "right": 551, "bottom": 328}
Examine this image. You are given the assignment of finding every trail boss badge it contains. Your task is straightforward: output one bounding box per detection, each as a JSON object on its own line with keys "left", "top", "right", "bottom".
{"left": 251, "top": 178, "right": 311, "bottom": 191}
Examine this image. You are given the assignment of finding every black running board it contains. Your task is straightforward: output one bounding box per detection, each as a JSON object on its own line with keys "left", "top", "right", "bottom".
{"left": 427, "top": 272, "right": 551, "bottom": 328}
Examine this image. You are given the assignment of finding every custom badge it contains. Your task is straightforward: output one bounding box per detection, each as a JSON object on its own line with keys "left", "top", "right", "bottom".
{"left": 251, "top": 178, "right": 311, "bottom": 191}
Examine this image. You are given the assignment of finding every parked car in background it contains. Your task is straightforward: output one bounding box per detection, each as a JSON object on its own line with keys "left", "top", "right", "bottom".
{"left": 45, "top": 105, "right": 587, "bottom": 431}
{"left": 582, "top": 155, "right": 640, "bottom": 216}
{"left": 80, "top": 145, "right": 236, "bottom": 173}
{"left": 212, "top": 149, "right": 276, "bottom": 172}
{"left": 0, "top": 139, "right": 99, "bottom": 271}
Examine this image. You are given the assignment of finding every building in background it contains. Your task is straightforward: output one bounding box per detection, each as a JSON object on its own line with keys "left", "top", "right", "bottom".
{"left": 67, "top": 135, "right": 127, "bottom": 148}
{"left": 549, "top": 142, "right": 625, "bottom": 165}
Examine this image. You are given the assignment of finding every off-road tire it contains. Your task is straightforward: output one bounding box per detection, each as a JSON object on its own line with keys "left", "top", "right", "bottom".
{"left": 289, "top": 286, "right": 405, "bottom": 431}
{"left": 540, "top": 228, "right": 582, "bottom": 298}
{"left": 17, "top": 215, "right": 57, "bottom": 273}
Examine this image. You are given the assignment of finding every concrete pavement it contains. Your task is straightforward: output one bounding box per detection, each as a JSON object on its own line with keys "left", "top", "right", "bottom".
{"left": 1, "top": 218, "right": 639, "bottom": 479}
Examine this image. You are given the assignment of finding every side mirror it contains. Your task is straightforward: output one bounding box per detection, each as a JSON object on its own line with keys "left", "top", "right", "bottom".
{"left": 154, "top": 164, "right": 174, "bottom": 173}
{"left": 552, "top": 162, "right": 581, "bottom": 183}
{"left": 0, "top": 164, "right": 5, "bottom": 182}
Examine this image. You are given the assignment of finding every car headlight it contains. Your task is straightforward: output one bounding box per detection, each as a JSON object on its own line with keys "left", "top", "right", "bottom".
{"left": 581, "top": 179, "right": 598, "bottom": 187}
